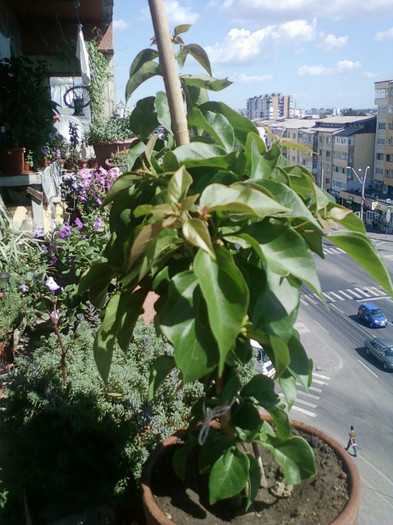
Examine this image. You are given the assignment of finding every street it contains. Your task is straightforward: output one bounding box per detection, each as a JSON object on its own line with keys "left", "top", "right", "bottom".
{"left": 289, "top": 235, "right": 393, "bottom": 524}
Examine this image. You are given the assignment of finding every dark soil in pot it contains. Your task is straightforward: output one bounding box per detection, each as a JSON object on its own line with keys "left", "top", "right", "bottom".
{"left": 150, "top": 427, "right": 350, "bottom": 524}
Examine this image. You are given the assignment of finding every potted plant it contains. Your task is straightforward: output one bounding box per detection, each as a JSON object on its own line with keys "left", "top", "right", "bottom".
{"left": 86, "top": 110, "right": 137, "bottom": 168}
{"left": 79, "top": 12, "right": 392, "bottom": 525}
{"left": 0, "top": 57, "right": 58, "bottom": 174}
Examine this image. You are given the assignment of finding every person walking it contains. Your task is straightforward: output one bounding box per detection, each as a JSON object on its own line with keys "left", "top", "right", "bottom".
{"left": 345, "top": 425, "right": 358, "bottom": 457}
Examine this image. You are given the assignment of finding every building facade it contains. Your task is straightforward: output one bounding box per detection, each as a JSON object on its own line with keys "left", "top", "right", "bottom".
{"left": 374, "top": 80, "right": 393, "bottom": 194}
{"left": 246, "top": 93, "right": 294, "bottom": 121}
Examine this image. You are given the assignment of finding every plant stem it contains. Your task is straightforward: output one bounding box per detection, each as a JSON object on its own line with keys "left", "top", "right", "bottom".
{"left": 216, "top": 368, "right": 235, "bottom": 438}
{"left": 148, "top": 0, "right": 190, "bottom": 147}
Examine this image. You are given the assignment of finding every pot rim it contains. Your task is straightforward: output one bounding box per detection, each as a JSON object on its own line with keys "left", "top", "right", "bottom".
{"left": 141, "top": 416, "right": 360, "bottom": 525}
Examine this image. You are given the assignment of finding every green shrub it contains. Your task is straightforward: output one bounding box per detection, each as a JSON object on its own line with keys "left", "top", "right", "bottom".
{"left": 0, "top": 319, "right": 202, "bottom": 521}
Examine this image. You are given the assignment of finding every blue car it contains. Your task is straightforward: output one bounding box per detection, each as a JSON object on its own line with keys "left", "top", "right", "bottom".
{"left": 357, "top": 302, "right": 388, "bottom": 328}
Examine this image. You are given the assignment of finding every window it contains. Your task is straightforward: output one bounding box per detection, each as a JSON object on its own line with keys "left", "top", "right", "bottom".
{"left": 377, "top": 153, "right": 384, "bottom": 160}
{"left": 326, "top": 151, "right": 330, "bottom": 157}
{"left": 389, "top": 122, "right": 393, "bottom": 130}
{"left": 379, "top": 123, "right": 386, "bottom": 130}
{"left": 378, "top": 138, "right": 385, "bottom": 145}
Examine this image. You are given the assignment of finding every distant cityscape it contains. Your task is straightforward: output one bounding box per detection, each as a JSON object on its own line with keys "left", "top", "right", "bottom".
{"left": 239, "top": 80, "right": 393, "bottom": 233}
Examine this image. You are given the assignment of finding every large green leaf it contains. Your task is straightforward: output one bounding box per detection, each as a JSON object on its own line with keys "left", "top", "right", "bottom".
{"left": 148, "top": 355, "right": 176, "bottom": 402}
{"left": 170, "top": 142, "right": 226, "bottom": 165}
{"left": 246, "top": 453, "right": 261, "bottom": 510}
{"left": 209, "top": 447, "right": 249, "bottom": 504}
{"left": 157, "top": 271, "right": 219, "bottom": 383}
{"left": 182, "top": 218, "right": 215, "bottom": 258}
{"left": 244, "top": 223, "right": 322, "bottom": 295}
{"left": 177, "top": 43, "right": 212, "bottom": 75}
{"left": 155, "top": 91, "right": 172, "bottom": 134}
{"left": 103, "top": 173, "right": 140, "bottom": 206}
{"left": 263, "top": 435, "right": 316, "bottom": 484}
{"left": 327, "top": 231, "right": 393, "bottom": 296}
{"left": 124, "top": 140, "right": 146, "bottom": 172}
{"left": 194, "top": 246, "right": 249, "bottom": 373}
{"left": 78, "top": 262, "right": 116, "bottom": 295}
{"left": 263, "top": 335, "right": 290, "bottom": 377}
{"left": 93, "top": 292, "right": 120, "bottom": 383}
{"left": 279, "top": 374, "right": 297, "bottom": 410}
{"left": 199, "top": 101, "right": 258, "bottom": 146}
{"left": 126, "top": 59, "right": 161, "bottom": 102}
{"left": 167, "top": 165, "right": 192, "bottom": 203}
{"left": 198, "top": 433, "right": 235, "bottom": 474}
{"left": 258, "top": 180, "right": 322, "bottom": 230}
{"left": 126, "top": 221, "right": 166, "bottom": 272}
{"left": 180, "top": 74, "right": 231, "bottom": 92}
{"left": 287, "top": 333, "right": 312, "bottom": 389}
{"left": 200, "top": 182, "right": 288, "bottom": 217}
{"left": 231, "top": 402, "right": 264, "bottom": 441}
{"left": 128, "top": 48, "right": 159, "bottom": 78}
{"left": 116, "top": 287, "right": 148, "bottom": 351}
{"left": 188, "top": 107, "right": 234, "bottom": 152}
{"left": 129, "top": 97, "right": 159, "bottom": 140}
{"left": 241, "top": 374, "right": 279, "bottom": 407}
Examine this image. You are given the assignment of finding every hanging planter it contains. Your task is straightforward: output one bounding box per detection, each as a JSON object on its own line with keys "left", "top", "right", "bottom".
{"left": 0, "top": 147, "right": 25, "bottom": 176}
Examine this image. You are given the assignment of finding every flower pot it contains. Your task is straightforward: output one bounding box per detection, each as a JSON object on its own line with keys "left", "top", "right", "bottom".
{"left": 141, "top": 417, "right": 360, "bottom": 525}
{"left": 0, "top": 147, "right": 25, "bottom": 175}
{"left": 92, "top": 138, "right": 137, "bottom": 169}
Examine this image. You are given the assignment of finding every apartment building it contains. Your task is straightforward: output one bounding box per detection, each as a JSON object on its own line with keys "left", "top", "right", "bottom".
{"left": 374, "top": 80, "right": 393, "bottom": 194}
{"left": 246, "top": 93, "right": 294, "bottom": 121}
{"left": 258, "top": 116, "right": 376, "bottom": 194}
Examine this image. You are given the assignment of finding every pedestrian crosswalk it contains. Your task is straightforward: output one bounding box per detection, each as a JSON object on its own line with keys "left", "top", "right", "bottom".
{"left": 323, "top": 246, "right": 345, "bottom": 256}
{"left": 279, "top": 371, "right": 330, "bottom": 419}
{"left": 300, "top": 285, "right": 388, "bottom": 306}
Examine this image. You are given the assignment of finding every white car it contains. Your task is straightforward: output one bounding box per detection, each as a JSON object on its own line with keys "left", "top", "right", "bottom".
{"left": 250, "top": 339, "right": 275, "bottom": 378}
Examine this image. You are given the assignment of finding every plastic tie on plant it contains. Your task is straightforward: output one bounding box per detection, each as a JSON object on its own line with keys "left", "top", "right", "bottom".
{"left": 198, "top": 399, "right": 235, "bottom": 446}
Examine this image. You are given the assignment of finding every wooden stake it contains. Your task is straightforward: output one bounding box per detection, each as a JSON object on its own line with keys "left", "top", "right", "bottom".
{"left": 148, "top": 0, "right": 190, "bottom": 146}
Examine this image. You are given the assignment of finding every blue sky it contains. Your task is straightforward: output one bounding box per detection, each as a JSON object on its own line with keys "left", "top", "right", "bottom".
{"left": 112, "top": 0, "right": 393, "bottom": 112}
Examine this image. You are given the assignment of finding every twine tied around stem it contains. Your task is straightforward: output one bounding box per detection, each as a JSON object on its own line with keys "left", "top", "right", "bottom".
{"left": 198, "top": 399, "right": 235, "bottom": 446}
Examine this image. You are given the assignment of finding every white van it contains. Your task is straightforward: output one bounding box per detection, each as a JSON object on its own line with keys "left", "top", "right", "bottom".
{"left": 250, "top": 339, "right": 275, "bottom": 378}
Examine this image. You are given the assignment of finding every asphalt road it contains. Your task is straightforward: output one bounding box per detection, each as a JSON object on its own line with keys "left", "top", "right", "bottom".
{"left": 289, "top": 233, "right": 393, "bottom": 525}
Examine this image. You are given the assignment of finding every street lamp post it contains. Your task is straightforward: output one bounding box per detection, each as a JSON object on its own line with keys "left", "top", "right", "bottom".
{"left": 346, "top": 165, "right": 370, "bottom": 222}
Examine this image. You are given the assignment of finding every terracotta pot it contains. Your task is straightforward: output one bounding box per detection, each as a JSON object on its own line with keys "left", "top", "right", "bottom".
{"left": 92, "top": 138, "right": 137, "bottom": 169}
{"left": 141, "top": 417, "right": 360, "bottom": 525}
{"left": 0, "top": 147, "right": 25, "bottom": 175}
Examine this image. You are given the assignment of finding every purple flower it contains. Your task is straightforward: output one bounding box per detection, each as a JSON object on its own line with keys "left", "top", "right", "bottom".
{"left": 94, "top": 217, "right": 104, "bottom": 231}
{"left": 50, "top": 309, "right": 60, "bottom": 322}
{"left": 45, "top": 276, "right": 60, "bottom": 292}
{"left": 67, "top": 256, "right": 73, "bottom": 263}
{"left": 74, "top": 217, "right": 84, "bottom": 230}
{"left": 58, "top": 224, "right": 72, "bottom": 239}
{"left": 20, "top": 281, "right": 27, "bottom": 293}
{"left": 40, "top": 244, "right": 49, "bottom": 254}
{"left": 32, "top": 225, "right": 45, "bottom": 238}
{"left": 96, "top": 197, "right": 103, "bottom": 206}
{"left": 41, "top": 145, "right": 49, "bottom": 156}
{"left": 49, "top": 256, "right": 58, "bottom": 266}
{"left": 55, "top": 148, "right": 61, "bottom": 158}
{"left": 107, "top": 167, "right": 120, "bottom": 180}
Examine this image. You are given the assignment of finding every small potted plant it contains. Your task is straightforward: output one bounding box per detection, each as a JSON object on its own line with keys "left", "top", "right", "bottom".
{"left": 80, "top": 15, "right": 392, "bottom": 525}
{"left": 0, "top": 57, "right": 57, "bottom": 174}
{"left": 86, "top": 110, "right": 137, "bottom": 168}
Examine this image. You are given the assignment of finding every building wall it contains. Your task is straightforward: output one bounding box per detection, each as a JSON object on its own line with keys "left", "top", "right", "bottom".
{"left": 246, "top": 93, "right": 293, "bottom": 120}
{"left": 374, "top": 80, "right": 393, "bottom": 191}
{"left": 353, "top": 133, "right": 374, "bottom": 188}
{"left": 0, "top": 1, "right": 21, "bottom": 56}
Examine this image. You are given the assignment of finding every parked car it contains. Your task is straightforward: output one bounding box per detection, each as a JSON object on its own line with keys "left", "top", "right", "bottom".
{"left": 364, "top": 337, "right": 393, "bottom": 371}
{"left": 250, "top": 339, "right": 275, "bottom": 378}
{"left": 357, "top": 302, "right": 388, "bottom": 328}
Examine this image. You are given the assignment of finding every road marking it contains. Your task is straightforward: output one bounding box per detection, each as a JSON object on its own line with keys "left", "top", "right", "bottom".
{"left": 300, "top": 297, "right": 309, "bottom": 306}
{"left": 297, "top": 382, "right": 322, "bottom": 393}
{"left": 337, "top": 289, "right": 354, "bottom": 299}
{"left": 354, "top": 287, "right": 371, "bottom": 297}
{"left": 298, "top": 391, "right": 320, "bottom": 400}
{"left": 294, "top": 321, "right": 310, "bottom": 334}
{"left": 311, "top": 378, "right": 328, "bottom": 386}
{"left": 329, "top": 291, "right": 345, "bottom": 301}
{"left": 364, "top": 286, "right": 384, "bottom": 297}
{"left": 322, "top": 292, "right": 336, "bottom": 302}
{"left": 357, "top": 359, "right": 378, "bottom": 378}
{"left": 289, "top": 405, "right": 317, "bottom": 418}
{"left": 314, "top": 320, "right": 329, "bottom": 333}
{"left": 279, "top": 393, "right": 317, "bottom": 409}
{"left": 346, "top": 288, "right": 362, "bottom": 298}
{"left": 313, "top": 372, "right": 330, "bottom": 380}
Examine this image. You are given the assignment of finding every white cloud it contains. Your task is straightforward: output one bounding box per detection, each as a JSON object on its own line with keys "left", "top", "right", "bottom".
{"left": 209, "top": 0, "right": 393, "bottom": 24}
{"left": 363, "top": 71, "right": 379, "bottom": 78}
{"left": 318, "top": 33, "right": 348, "bottom": 52}
{"left": 375, "top": 27, "right": 393, "bottom": 42}
{"left": 140, "top": 1, "right": 199, "bottom": 26}
{"left": 230, "top": 72, "right": 274, "bottom": 83}
{"left": 113, "top": 19, "right": 128, "bottom": 31}
{"left": 205, "top": 19, "right": 316, "bottom": 66}
{"left": 297, "top": 60, "right": 361, "bottom": 76}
